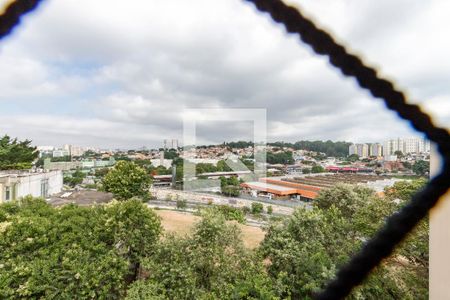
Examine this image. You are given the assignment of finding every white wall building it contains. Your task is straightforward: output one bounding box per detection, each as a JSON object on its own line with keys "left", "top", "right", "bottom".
{"left": 64, "top": 144, "right": 86, "bottom": 157}
{"left": 0, "top": 170, "right": 63, "bottom": 203}
{"left": 185, "top": 158, "right": 220, "bottom": 166}
{"left": 369, "top": 143, "right": 383, "bottom": 157}
{"left": 52, "top": 149, "right": 70, "bottom": 157}
{"left": 349, "top": 144, "right": 369, "bottom": 158}
{"left": 384, "top": 137, "right": 430, "bottom": 156}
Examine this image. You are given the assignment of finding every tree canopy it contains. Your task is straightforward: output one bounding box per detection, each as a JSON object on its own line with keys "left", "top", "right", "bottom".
{"left": 412, "top": 160, "right": 429, "bottom": 176}
{"left": 261, "top": 180, "right": 429, "bottom": 299}
{"left": 0, "top": 135, "right": 38, "bottom": 170}
{"left": 269, "top": 140, "right": 351, "bottom": 157}
{"left": 0, "top": 198, "right": 161, "bottom": 299}
{"left": 126, "top": 210, "right": 276, "bottom": 300}
{"left": 0, "top": 180, "right": 428, "bottom": 299}
{"left": 102, "top": 161, "right": 152, "bottom": 200}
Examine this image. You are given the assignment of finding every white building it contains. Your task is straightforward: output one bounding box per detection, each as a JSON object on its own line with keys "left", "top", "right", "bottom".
{"left": 0, "top": 170, "right": 63, "bottom": 203}
{"left": 52, "top": 149, "right": 70, "bottom": 157}
{"left": 349, "top": 144, "right": 369, "bottom": 158}
{"left": 369, "top": 143, "right": 383, "bottom": 157}
{"left": 383, "top": 137, "right": 430, "bottom": 156}
{"left": 185, "top": 158, "right": 220, "bottom": 166}
{"left": 37, "top": 146, "right": 55, "bottom": 158}
{"left": 64, "top": 144, "right": 86, "bottom": 157}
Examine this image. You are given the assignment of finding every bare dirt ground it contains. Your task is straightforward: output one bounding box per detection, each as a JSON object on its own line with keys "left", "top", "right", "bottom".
{"left": 155, "top": 210, "right": 266, "bottom": 249}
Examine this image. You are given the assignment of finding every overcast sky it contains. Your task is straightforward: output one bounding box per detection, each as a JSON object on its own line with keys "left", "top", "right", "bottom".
{"left": 0, "top": 0, "right": 449, "bottom": 149}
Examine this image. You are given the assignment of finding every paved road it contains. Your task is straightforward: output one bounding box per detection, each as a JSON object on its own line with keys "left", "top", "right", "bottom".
{"left": 150, "top": 188, "right": 311, "bottom": 215}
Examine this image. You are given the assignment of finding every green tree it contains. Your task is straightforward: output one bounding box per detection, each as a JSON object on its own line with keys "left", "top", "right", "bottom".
{"left": 64, "top": 169, "right": 86, "bottom": 187}
{"left": 50, "top": 155, "right": 71, "bottom": 162}
{"left": 102, "top": 199, "right": 162, "bottom": 280}
{"left": 402, "top": 161, "right": 412, "bottom": 170}
{"left": 394, "top": 150, "right": 404, "bottom": 159}
{"left": 217, "top": 160, "right": 232, "bottom": 172}
{"left": 132, "top": 210, "right": 276, "bottom": 299}
{"left": 412, "top": 160, "right": 429, "bottom": 176}
{"left": 0, "top": 135, "right": 38, "bottom": 170}
{"left": 302, "top": 168, "right": 311, "bottom": 174}
{"left": 315, "top": 184, "right": 375, "bottom": 218}
{"left": 220, "top": 176, "right": 241, "bottom": 197}
{"left": 384, "top": 179, "right": 427, "bottom": 201}
{"left": 176, "top": 199, "right": 187, "bottom": 210}
{"left": 102, "top": 161, "right": 152, "bottom": 200}
{"left": 251, "top": 202, "right": 264, "bottom": 214}
{"left": 205, "top": 205, "right": 246, "bottom": 223}
{"left": 311, "top": 165, "right": 325, "bottom": 173}
{"left": 95, "top": 167, "right": 110, "bottom": 178}
{"left": 261, "top": 182, "right": 429, "bottom": 299}
{"left": 0, "top": 197, "right": 161, "bottom": 299}
{"left": 347, "top": 154, "right": 360, "bottom": 162}
{"left": 164, "top": 149, "right": 179, "bottom": 159}
{"left": 266, "top": 151, "right": 294, "bottom": 164}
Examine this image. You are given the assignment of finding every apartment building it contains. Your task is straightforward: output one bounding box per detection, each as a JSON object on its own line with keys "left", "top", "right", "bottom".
{"left": 369, "top": 143, "right": 383, "bottom": 157}
{"left": 349, "top": 143, "right": 369, "bottom": 158}
{"left": 383, "top": 137, "right": 430, "bottom": 156}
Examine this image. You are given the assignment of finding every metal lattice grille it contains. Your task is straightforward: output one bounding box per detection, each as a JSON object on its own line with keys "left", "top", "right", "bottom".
{"left": 1, "top": 0, "right": 449, "bottom": 299}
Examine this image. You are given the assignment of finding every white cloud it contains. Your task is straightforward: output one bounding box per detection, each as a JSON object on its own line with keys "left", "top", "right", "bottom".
{"left": 0, "top": 0, "right": 447, "bottom": 148}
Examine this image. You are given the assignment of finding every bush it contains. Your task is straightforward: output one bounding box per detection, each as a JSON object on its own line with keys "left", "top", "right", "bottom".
{"left": 102, "top": 161, "right": 151, "bottom": 200}
{"left": 0, "top": 197, "right": 162, "bottom": 299}
{"left": 241, "top": 206, "right": 251, "bottom": 214}
{"left": 215, "top": 205, "right": 246, "bottom": 224}
{"left": 251, "top": 202, "right": 264, "bottom": 214}
{"left": 176, "top": 199, "right": 187, "bottom": 210}
{"left": 84, "top": 183, "right": 97, "bottom": 189}
{"left": 267, "top": 205, "right": 273, "bottom": 215}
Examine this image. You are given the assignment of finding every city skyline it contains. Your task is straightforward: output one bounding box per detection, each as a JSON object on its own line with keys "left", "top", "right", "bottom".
{"left": 1, "top": 0, "right": 449, "bottom": 148}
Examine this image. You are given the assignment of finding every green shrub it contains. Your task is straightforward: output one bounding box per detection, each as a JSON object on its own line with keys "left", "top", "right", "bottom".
{"left": 176, "top": 199, "right": 187, "bottom": 210}
{"left": 241, "top": 206, "right": 251, "bottom": 214}
{"left": 215, "top": 205, "right": 246, "bottom": 224}
{"left": 251, "top": 202, "right": 264, "bottom": 214}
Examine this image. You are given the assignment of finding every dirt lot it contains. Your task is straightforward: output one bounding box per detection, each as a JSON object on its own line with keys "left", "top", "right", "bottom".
{"left": 155, "top": 210, "right": 265, "bottom": 249}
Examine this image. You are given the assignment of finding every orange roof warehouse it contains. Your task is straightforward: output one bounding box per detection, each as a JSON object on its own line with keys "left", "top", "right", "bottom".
{"left": 241, "top": 174, "right": 401, "bottom": 201}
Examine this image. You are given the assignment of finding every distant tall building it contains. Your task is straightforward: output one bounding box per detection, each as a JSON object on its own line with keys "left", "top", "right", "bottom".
{"left": 369, "top": 143, "right": 383, "bottom": 157}
{"left": 383, "top": 138, "right": 402, "bottom": 156}
{"left": 349, "top": 143, "right": 369, "bottom": 158}
{"left": 62, "top": 144, "right": 85, "bottom": 157}
{"left": 171, "top": 139, "right": 179, "bottom": 149}
{"left": 383, "top": 137, "right": 430, "bottom": 156}
{"left": 52, "top": 149, "right": 70, "bottom": 158}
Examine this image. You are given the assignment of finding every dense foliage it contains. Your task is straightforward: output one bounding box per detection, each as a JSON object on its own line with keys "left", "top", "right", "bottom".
{"left": 223, "top": 141, "right": 254, "bottom": 149}
{"left": 211, "top": 140, "right": 351, "bottom": 157}
{"left": 102, "top": 161, "right": 152, "bottom": 200}
{"left": 205, "top": 205, "right": 246, "bottom": 224}
{"left": 220, "top": 176, "right": 242, "bottom": 197}
{"left": 413, "top": 160, "right": 430, "bottom": 176}
{"left": 0, "top": 198, "right": 161, "bottom": 299}
{"left": 268, "top": 140, "right": 351, "bottom": 157}
{"left": 63, "top": 169, "right": 86, "bottom": 187}
{"left": 266, "top": 151, "right": 294, "bottom": 165}
{"left": 261, "top": 181, "right": 428, "bottom": 299}
{"left": 126, "top": 210, "right": 276, "bottom": 300}
{"left": 0, "top": 135, "right": 38, "bottom": 170}
{"left": 0, "top": 180, "right": 428, "bottom": 299}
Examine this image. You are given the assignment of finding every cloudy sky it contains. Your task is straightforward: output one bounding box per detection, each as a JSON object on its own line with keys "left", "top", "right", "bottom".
{"left": 0, "top": 0, "right": 449, "bottom": 149}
